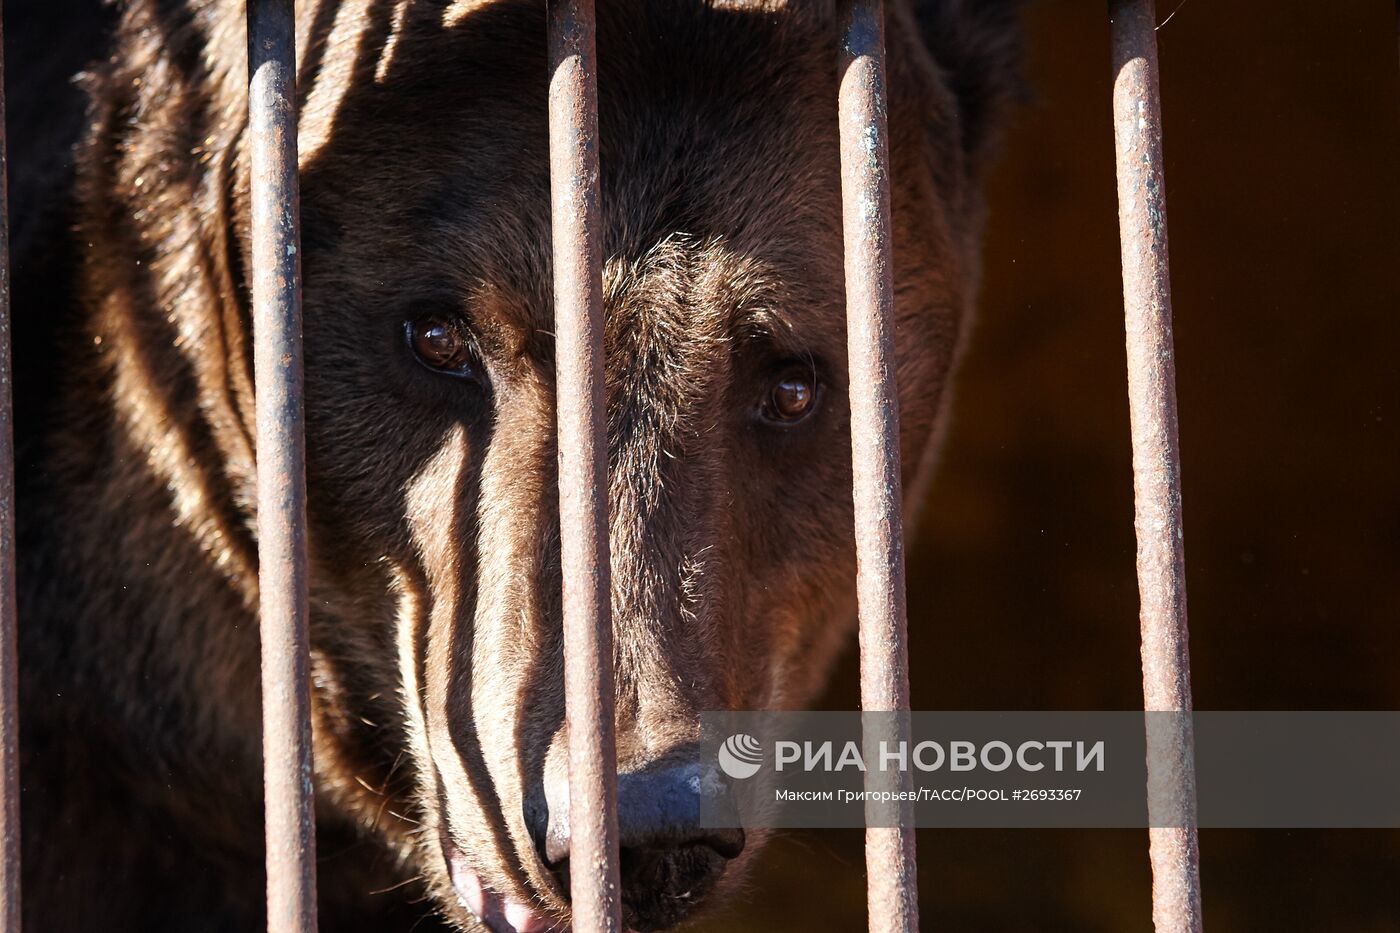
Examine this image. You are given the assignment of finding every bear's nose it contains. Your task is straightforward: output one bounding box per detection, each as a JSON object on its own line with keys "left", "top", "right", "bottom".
{"left": 537, "top": 761, "right": 744, "bottom": 932}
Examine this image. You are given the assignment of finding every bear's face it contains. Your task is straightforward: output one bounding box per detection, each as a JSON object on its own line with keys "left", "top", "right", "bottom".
{"left": 277, "top": 1, "right": 975, "bottom": 929}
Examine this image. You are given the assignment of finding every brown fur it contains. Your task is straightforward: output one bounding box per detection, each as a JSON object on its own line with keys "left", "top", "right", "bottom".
{"left": 8, "top": 0, "right": 1019, "bottom": 929}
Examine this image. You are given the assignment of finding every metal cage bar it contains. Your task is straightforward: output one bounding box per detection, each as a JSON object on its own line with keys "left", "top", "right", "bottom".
{"left": 547, "top": 3, "right": 623, "bottom": 932}
{"left": 248, "top": 0, "right": 317, "bottom": 930}
{"left": 1108, "top": 2, "right": 1203, "bottom": 932}
{"left": 837, "top": 3, "right": 919, "bottom": 932}
{"left": 0, "top": 8, "right": 19, "bottom": 931}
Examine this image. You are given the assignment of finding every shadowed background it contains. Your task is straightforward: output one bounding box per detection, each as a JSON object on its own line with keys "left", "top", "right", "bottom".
{"left": 711, "top": 2, "right": 1400, "bottom": 930}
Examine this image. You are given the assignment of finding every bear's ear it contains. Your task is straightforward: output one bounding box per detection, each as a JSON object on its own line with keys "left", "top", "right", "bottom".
{"left": 907, "top": 0, "right": 1026, "bottom": 164}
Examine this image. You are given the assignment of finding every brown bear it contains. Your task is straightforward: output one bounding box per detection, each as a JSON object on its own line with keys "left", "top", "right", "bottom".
{"left": 6, "top": 0, "right": 1020, "bottom": 929}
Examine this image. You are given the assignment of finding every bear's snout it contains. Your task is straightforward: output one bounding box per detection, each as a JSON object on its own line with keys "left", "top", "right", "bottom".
{"left": 535, "top": 760, "right": 745, "bottom": 931}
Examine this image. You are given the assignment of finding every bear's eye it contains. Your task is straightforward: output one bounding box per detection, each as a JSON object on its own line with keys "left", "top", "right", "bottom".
{"left": 760, "top": 369, "right": 820, "bottom": 425}
{"left": 406, "top": 317, "right": 477, "bottom": 378}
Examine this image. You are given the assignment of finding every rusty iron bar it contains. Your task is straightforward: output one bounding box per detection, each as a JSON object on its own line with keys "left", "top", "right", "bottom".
{"left": 547, "top": 2, "right": 622, "bottom": 932}
{"left": 837, "top": 3, "right": 918, "bottom": 933}
{"left": 1108, "top": 2, "right": 1202, "bottom": 932}
{"left": 248, "top": 0, "right": 317, "bottom": 930}
{"left": 0, "top": 10, "right": 19, "bottom": 932}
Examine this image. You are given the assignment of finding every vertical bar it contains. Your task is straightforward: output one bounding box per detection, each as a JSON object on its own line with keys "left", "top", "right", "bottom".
{"left": 547, "top": 4, "right": 621, "bottom": 933}
{"left": 837, "top": 4, "right": 918, "bottom": 933}
{"left": 248, "top": 1, "right": 317, "bottom": 931}
{"left": 0, "top": 9, "right": 19, "bottom": 931}
{"left": 1108, "top": 3, "right": 1202, "bottom": 932}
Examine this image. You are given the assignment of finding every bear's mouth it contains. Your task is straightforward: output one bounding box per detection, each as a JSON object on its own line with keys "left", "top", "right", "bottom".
{"left": 446, "top": 842, "right": 572, "bottom": 933}
{"left": 445, "top": 837, "right": 735, "bottom": 933}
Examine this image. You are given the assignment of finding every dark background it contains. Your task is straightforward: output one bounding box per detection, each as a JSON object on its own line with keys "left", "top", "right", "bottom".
{"left": 713, "top": 2, "right": 1400, "bottom": 930}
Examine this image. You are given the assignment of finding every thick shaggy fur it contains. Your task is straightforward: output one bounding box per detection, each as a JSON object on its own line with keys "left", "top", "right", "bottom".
{"left": 7, "top": 0, "right": 1019, "bottom": 929}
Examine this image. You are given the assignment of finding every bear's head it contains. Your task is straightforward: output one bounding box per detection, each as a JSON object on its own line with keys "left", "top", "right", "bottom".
{"left": 79, "top": 0, "right": 1019, "bottom": 929}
